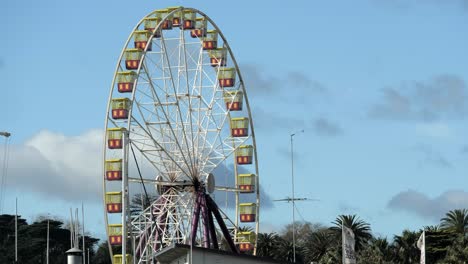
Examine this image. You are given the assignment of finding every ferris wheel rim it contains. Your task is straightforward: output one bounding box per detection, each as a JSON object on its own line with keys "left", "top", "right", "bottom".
{"left": 102, "top": 6, "right": 261, "bottom": 260}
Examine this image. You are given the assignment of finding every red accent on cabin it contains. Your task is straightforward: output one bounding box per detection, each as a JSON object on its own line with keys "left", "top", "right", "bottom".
{"left": 190, "top": 29, "right": 205, "bottom": 38}
{"left": 240, "top": 214, "right": 256, "bottom": 222}
{"left": 134, "top": 41, "right": 152, "bottom": 51}
{"left": 125, "top": 60, "right": 140, "bottom": 70}
{"left": 108, "top": 139, "right": 123, "bottom": 149}
{"left": 226, "top": 102, "right": 241, "bottom": 111}
{"left": 107, "top": 203, "right": 122, "bottom": 213}
{"left": 172, "top": 17, "right": 181, "bottom": 27}
{"left": 203, "top": 41, "right": 217, "bottom": 50}
{"left": 106, "top": 171, "right": 122, "bottom": 181}
{"left": 219, "top": 78, "right": 234, "bottom": 87}
{"left": 231, "top": 128, "right": 247, "bottom": 137}
{"left": 118, "top": 83, "right": 134, "bottom": 93}
{"left": 236, "top": 156, "right": 252, "bottom": 165}
{"left": 239, "top": 243, "right": 253, "bottom": 252}
{"left": 112, "top": 109, "right": 129, "bottom": 119}
{"left": 211, "top": 57, "right": 226, "bottom": 67}
{"left": 162, "top": 20, "right": 172, "bottom": 29}
{"left": 109, "top": 235, "right": 122, "bottom": 245}
{"left": 182, "top": 20, "right": 194, "bottom": 29}
{"left": 240, "top": 185, "right": 254, "bottom": 193}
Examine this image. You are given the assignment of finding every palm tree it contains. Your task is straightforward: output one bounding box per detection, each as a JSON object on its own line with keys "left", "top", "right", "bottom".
{"left": 302, "top": 229, "right": 335, "bottom": 263}
{"left": 440, "top": 209, "right": 468, "bottom": 235}
{"left": 330, "top": 214, "right": 372, "bottom": 252}
{"left": 391, "top": 229, "right": 420, "bottom": 264}
{"left": 256, "top": 232, "right": 282, "bottom": 258}
{"left": 357, "top": 237, "right": 392, "bottom": 264}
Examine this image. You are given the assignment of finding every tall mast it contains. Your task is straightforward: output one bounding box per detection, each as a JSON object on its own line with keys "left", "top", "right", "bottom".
{"left": 82, "top": 203, "right": 85, "bottom": 264}
{"left": 46, "top": 219, "right": 50, "bottom": 264}
{"left": 15, "top": 197, "right": 17, "bottom": 263}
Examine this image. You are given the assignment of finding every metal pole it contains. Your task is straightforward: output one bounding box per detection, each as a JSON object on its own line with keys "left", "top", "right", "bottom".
{"left": 122, "top": 131, "right": 129, "bottom": 264}
{"left": 290, "top": 130, "right": 303, "bottom": 263}
{"left": 82, "top": 203, "right": 85, "bottom": 264}
{"left": 47, "top": 219, "right": 49, "bottom": 264}
{"left": 290, "top": 133, "right": 296, "bottom": 263}
{"left": 15, "top": 197, "right": 17, "bottom": 263}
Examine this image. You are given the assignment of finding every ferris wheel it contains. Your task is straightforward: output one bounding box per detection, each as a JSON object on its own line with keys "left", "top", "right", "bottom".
{"left": 102, "top": 6, "right": 260, "bottom": 263}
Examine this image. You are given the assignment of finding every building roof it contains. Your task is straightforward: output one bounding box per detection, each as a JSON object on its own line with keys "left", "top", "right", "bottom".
{"left": 155, "top": 243, "right": 290, "bottom": 264}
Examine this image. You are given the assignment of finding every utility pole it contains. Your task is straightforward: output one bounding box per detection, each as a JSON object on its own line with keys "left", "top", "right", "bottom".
{"left": 15, "top": 197, "right": 17, "bottom": 263}
{"left": 290, "top": 130, "right": 302, "bottom": 263}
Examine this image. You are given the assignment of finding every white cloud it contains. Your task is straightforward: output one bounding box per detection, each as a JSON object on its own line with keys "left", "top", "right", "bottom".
{"left": 387, "top": 189, "right": 468, "bottom": 220}
{"left": 6, "top": 129, "right": 103, "bottom": 202}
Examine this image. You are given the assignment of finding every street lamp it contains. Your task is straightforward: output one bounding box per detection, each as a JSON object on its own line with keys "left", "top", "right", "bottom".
{"left": 290, "top": 129, "right": 303, "bottom": 263}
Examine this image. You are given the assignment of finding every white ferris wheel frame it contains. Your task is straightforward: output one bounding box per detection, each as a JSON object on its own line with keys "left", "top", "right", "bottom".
{"left": 102, "top": 7, "right": 260, "bottom": 263}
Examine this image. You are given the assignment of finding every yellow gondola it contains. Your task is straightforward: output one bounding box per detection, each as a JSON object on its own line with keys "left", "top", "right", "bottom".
{"left": 108, "top": 224, "right": 122, "bottom": 245}
{"left": 217, "top": 67, "right": 235, "bottom": 87}
{"left": 105, "top": 159, "right": 122, "bottom": 180}
{"left": 230, "top": 117, "right": 249, "bottom": 137}
{"left": 237, "top": 231, "right": 255, "bottom": 252}
{"left": 105, "top": 192, "right": 122, "bottom": 213}
{"left": 238, "top": 174, "right": 256, "bottom": 193}
{"left": 133, "top": 30, "right": 152, "bottom": 51}
{"left": 191, "top": 17, "right": 207, "bottom": 38}
{"left": 107, "top": 128, "right": 126, "bottom": 149}
{"left": 111, "top": 98, "right": 131, "bottom": 119}
{"left": 223, "top": 90, "right": 243, "bottom": 111}
{"left": 239, "top": 203, "right": 256, "bottom": 222}
{"left": 124, "top": 49, "right": 142, "bottom": 70}
{"left": 117, "top": 71, "right": 137, "bottom": 93}
{"left": 203, "top": 30, "right": 218, "bottom": 50}
{"left": 113, "top": 255, "right": 133, "bottom": 264}
{"left": 209, "top": 48, "right": 227, "bottom": 67}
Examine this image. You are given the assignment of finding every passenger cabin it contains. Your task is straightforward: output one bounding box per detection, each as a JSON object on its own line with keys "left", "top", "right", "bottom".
{"left": 108, "top": 224, "right": 123, "bottom": 245}
{"left": 209, "top": 48, "right": 227, "bottom": 67}
{"left": 203, "top": 30, "right": 218, "bottom": 50}
{"left": 167, "top": 6, "right": 182, "bottom": 27}
{"left": 111, "top": 98, "right": 131, "bottom": 119}
{"left": 237, "top": 231, "right": 255, "bottom": 252}
{"left": 155, "top": 9, "right": 173, "bottom": 30}
{"left": 236, "top": 145, "right": 253, "bottom": 165}
{"left": 217, "top": 67, "right": 235, "bottom": 87}
{"left": 107, "top": 128, "right": 126, "bottom": 149}
{"left": 239, "top": 203, "right": 256, "bottom": 222}
{"left": 182, "top": 10, "right": 196, "bottom": 29}
{"left": 134, "top": 30, "right": 151, "bottom": 51}
{"left": 105, "top": 159, "right": 122, "bottom": 180}
{"left": 223, "top": 90, "right": 243, "bottom": 111}
{"left": 117, "top": 71, "right": 137, "bottom": 93}
{"left": 105, "top": 192, "right": 122, "bottom": 213}
{"left": 113, "top": 254, "right": 133, "bottom": 264}
{"left": 124, "top": 49, "right": 142, "bottom": 70}
{"left": 238, "top": 174, "right": 255, "bottom": 193}
{"left": 144, "top": 17, "right": 162, "bottom": 37}
{"left": 230, "top": 117, "right": 249, "bottom": 137}
{"left": 191, "top": 17, "right": 207, "bottom": 38}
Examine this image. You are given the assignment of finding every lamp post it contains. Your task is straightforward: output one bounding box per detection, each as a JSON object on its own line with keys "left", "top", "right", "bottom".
{"left": 290, "top": 130, "right": 303, "bottom": 263}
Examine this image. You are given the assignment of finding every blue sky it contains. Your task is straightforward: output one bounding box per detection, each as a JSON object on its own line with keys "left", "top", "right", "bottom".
{"left": 1, "top": 0, "right": 468, "bottom": 241}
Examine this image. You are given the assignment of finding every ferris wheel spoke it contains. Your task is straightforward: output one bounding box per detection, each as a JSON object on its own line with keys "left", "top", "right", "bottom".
{"left": 159, "top": 34, "right": 197, "bottom": 178}
{"left": 137, "top": 61, "right": 195, "bottom": 181}
{"left": 180, "top": 29, "right": 197, "bottom": 169}
{"left": 130, "top": 117, "right": 192, "bottom": 178}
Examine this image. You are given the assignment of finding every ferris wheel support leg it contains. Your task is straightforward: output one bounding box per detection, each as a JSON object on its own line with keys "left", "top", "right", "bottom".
{"left": 190, "top": 193, "right": 202, "bottom": 246}
{"left": 207, "top": 202, "right": 218, "bottom": 249}
{"left": 206, "top": 195, "right": 239, "bottom": 254}
{"left": 200, "top": 195, "right": 211, "bottom": 248}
